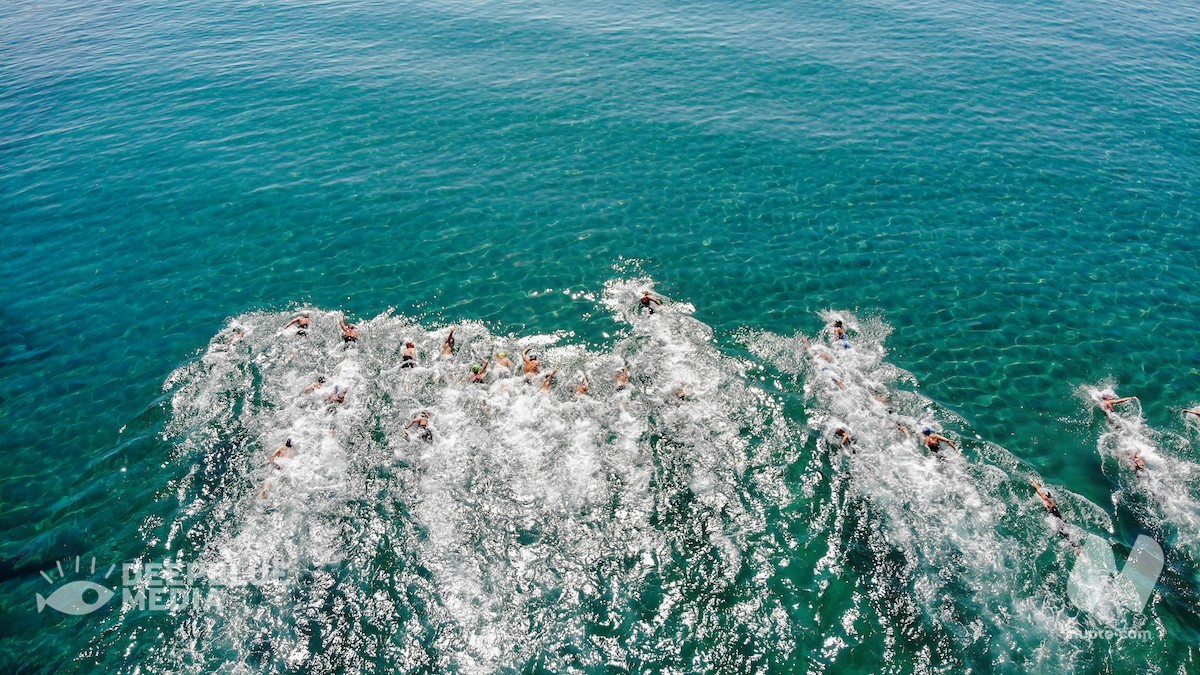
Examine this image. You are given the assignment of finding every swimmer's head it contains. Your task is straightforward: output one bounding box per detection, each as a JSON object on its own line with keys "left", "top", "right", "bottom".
{"left": 406, "top": 341, "right": 414, "bottom": 348}
{"left": 471, "top": 365, "right": 482, "bottom": 374}
{"left": 834, "top": 320, "right": 843, "bottom": 327}
{"left": 317, "top": 376, "right": 326, "bottom": 383}
{"left": 922, "top": 428, "right": 933, "bottom": 436}
{"left": 1101, "top": 392, "right": 1114, "bottom": 400}
{"left": 285, "top": 438, "right": 293, "bottom": 447}
{"left": 498, "top": 351, "right": 507, "bottom": 358}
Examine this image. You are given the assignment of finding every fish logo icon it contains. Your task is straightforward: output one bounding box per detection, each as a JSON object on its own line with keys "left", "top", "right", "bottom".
{"left": 35, "top": 556, "right": 117, "bottom": 616}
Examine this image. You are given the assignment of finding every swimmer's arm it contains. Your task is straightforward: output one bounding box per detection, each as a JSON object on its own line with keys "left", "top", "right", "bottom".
{"left": 1112, "top": 396, "right": 1135, "bottom": 405}
{"left": 404, "top": 419, "right": 418, "bottom": 430}
{"left": 284, "top": 317, "right": 301, "bottom": 329}
{"left": 1185, "top": 409, "right": 1200, "bottom": 418}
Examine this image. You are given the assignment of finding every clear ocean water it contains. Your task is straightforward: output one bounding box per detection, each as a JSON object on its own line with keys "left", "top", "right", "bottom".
{"left": 3, "top": 0, "right": 1199, "bottom": 671}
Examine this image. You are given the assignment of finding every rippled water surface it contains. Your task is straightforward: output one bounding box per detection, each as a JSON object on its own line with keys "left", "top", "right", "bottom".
{"left": 3, "top": 0, "right": 1200, "bottom": 671}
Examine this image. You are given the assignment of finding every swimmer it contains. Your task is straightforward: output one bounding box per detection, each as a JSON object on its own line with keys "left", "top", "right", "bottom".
{"left": 302, "top": 376, "right": 326, "bottom": 394}
{"left": 442, "top": 329, "right": 455, "bottom": 356}
{"left": 469, "top": 359, "right": 489, "bottom": 384}
{"left": 215, "top": 327, "right": 244, "bottom": 351}
{"left": 676, "top": 384, "right": 687, "bottom": 400}
{"left": 615, "top": 367, "right": 630, "bottom": 390}
{"left": 405, "top": 412, "right": 433, "bottom": 442}
{"left": 640, "top": 291, "right": 662, "bottom": 314}
{"left": 833, "top": 428, "right": 853, "bottom": 452}
{"left": 832, "top": 320, "right": 847, "bottom": 341}
{"left": 541, "top": 368, "right": 558, "bottom": 391}
{"left": 1099, "top": 392, "right": 1135, "bottom": 413}
{"left": 1031, "top": 481, "right": 1064, "bottom": 520}
{"left": 401, "top": 341, "right": 418, "bottom": 368}
{"left": 831, "top": 320, "right": 851, "bottom": 349}
{"left": 495, "top": 351, "right": 514, "bottom": 371}
{"left": 1183, "top": 409, "right": 1200, "bottom": 419}
{"left": 326, "top": 385, "right": 348, "bottom": 406}
{"left": 922, "top": 428, "right": 957, "bottom": 455}
{"left": 339, "top": 314, "right": 359, "bottom": 346}
{"left": 269, "top": 439, "right": 295, "bottom": 470}
{"left": 284, "top": 314, "right": 311, "bottom": 336}
{"left": 522, "top": 349, "right": 541, "bottom": 375}
{"left": 576, "top": 375, "right": 589, "bottom": 396}
{"left": 1130, "top": 451, "right": 1147, "bottom": 473}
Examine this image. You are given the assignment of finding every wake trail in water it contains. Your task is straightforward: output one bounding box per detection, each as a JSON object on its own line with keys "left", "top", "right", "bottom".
{"left": 121, "top": 278, "right": 799, "bottom": 673}
{"left": 742, "top": 312, "right": 1126, "bottom": 672}
{"left": 1083, "top": 385, "right": 1200, "bottom": 555}
{"left": 91, "top": 282, "right": 1197, "bottom": 673}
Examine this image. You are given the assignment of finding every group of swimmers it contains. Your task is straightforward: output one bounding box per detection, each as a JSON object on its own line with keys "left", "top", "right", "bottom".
{"left": 809, "top": 320, "right": 965, "bottom": 466}
{"left": 810, "top": 318, "right": 1200, "bottom": 544}
{"left": 259, "top": 294, "right": 670, "bottom": 497}
{"left": 1026, "top": 390, "right": 1198, "bottom": 538}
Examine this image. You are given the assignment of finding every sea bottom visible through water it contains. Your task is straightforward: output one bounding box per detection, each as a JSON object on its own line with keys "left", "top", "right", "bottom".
{"left": 62, "top": 276, "right": 1198, "bottom": 673}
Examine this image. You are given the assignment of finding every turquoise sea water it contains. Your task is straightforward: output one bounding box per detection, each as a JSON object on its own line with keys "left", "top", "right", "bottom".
{"left": 3, "top": 0, "right": 1200, "bottom": 671}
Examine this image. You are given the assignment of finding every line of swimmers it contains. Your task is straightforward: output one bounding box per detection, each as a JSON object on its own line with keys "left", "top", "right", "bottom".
{"left": 817, "top": 319, "right": 1200, "bottom": 545}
